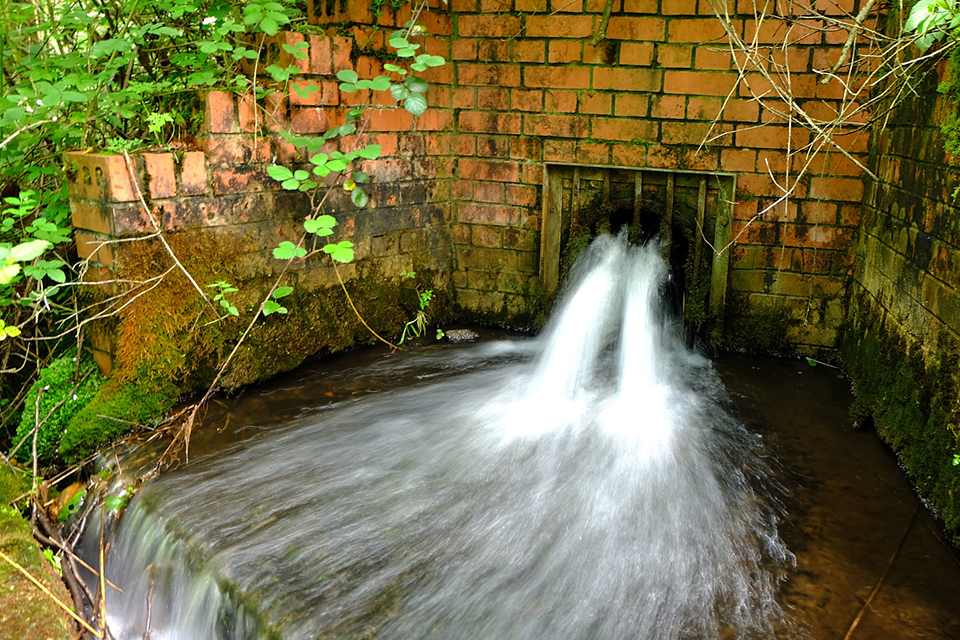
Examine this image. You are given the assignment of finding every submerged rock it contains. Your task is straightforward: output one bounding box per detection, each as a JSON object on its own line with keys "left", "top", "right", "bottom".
{"left": 444, "top": 329, "right": 480, "bottom": 343}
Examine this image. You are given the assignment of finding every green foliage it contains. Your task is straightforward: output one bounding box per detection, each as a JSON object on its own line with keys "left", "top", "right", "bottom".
{"left": 262, "top": 286, "right": 293, "bottom": 316}
{"left": 398, "top": 282, "right": 434, "bottom": 345}
{"left": 207, "top": 280, "right": 240, "bottom": 317}
{"left": 904, "top": 0, "right": 960, "bottom": 50}
{"left": 56, "top": 488, "right": 86, "bottom": 522}
{"left": 11, "top": 350, "right": 105, "bottom": 465}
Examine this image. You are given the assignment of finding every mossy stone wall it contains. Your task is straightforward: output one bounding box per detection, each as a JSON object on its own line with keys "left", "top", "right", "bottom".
{"left": 846, "top": 63, "right": 960, "bottom": 546}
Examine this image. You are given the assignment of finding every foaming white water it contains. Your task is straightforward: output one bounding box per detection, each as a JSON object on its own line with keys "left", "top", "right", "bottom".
{"left": 89, "top": 234, "right": 794, "bottom": 640}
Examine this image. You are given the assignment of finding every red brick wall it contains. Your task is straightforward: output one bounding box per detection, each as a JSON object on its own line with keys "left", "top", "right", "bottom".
{"left": 70, "top": 0, "right": 874, "bottom": 355}
{"left": 305, "top": 0, "right": 866, "bottom": 343}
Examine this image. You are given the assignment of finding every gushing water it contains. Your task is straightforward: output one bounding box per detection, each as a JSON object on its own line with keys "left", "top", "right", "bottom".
{"left": 91, "top": 235, "right": 793, "bottom": 640}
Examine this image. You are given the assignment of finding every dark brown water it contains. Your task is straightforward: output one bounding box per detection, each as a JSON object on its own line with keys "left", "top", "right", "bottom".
{"left": 715, "top": 355, "right": 960, "bottom": 639}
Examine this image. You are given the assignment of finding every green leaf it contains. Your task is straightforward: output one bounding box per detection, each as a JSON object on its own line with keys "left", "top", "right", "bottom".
{"left": 351, "top": 187, "right": 368, "bottom": 208}
{"left": 336, "top": 69, "right": 359, "bottom": 84}
{"left": 405, "top": 76, "right": 429, "bottom": 94}
{"left": 326, "top": 159, "right": 348, "bottom": 172}
{"left": 369, "top": 75, "right": 392, "bottom": 91}
{"left": 273, "top": 241, "right": 307, "bottom": 260}
{"left": 304, "top": 214, "right": 337, "bottom": 235}
{"left": 351, "top": 170, "right": 370, "bottom": 184}
{"left": 104, "top": 495, "right": 128, "bottom": 512}
{"left": 403, "top": 93, "right": 428, "bottom": 117}
{"left": 272, "top": 286, "right": 294, "bottom": 298}
{"left": 267, "top": 165, "right": 295, "bottom": 181}
{"left": 260, "top": 17, "right": 280, "bottom": 35}
{"left": 10, "top": 240, "right": 51, "bottom": 262}
{"left": 262, "top": 300, "right": 287, "bottom": 315}
{"left": 390, "top": 84, "right": 411, "bottom": 101}
{"left": 356, "top": 144, "right": 382, "bottom": 160}
{"left": 323, "top": 241, "right": 354, "bottom": 263}
{"left": 415, "top": 54, "right": 446, "bottom": 68}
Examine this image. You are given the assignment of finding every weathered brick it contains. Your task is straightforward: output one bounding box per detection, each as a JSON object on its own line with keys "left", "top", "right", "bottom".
{"left": 650, "top": 95, "right": 686, "bottom": 119}
{"left": 579, "top": 92, "right": 612, "bottom": 115}
{"left": 607, "top": 16, "right": 666, "bottom": 40}
{"left": 477, "top": 136, "right": 511, "bottom": 158}
{"left": 505, "top": 184, "right": 538, "bottom": 207}
{"left": 213, "top": 167, "right": 282, "bottom": 195}
{"left": 459, "top": 14, "right": 522, "bottom": 38}
{"left": 201, "top": 135, "right": 272, "bottom": 165}
{"left": 783, "top": 224, "right": 855, "bottom": 249}
{"left": 459, "top": 158, "right": 521, "bottom": 182}
{"left": 614, "top": 94, "right": 649, "bottom": 117}
{"left": 720, "top": 148, "right": 756, "bottom": 172}
{"left": 462, "top": 107, "right": 516, "bottom": 136}
{"left": 453, "top": 135, "right": 477, "bottom": 156}
{"left": 178, "top": 152, "right": 208, "bottom": 196}
{"left": 472, "top": 225, "right": 503, "bottom": 247}
{"left": 475, "top": 88, "right": 510, "bottom": 110}
{"left": 662, "top": 121, "right": 730, "bottom": 146}
{"left": 459, "top": 202, "right": 521, "bottom": 226}
{"left": 617, "top": 42, "right": 654, "bottom": 67}
{"left": 71, "top": 201, "right": 114, "bottom": 235}
{"left": 512, "top": 89, "right": 544, "bottom": 112}
{"left": 523, "top": 114, "right": 589, "bottom": 138}
{"left": 524, "top": 66, "right": 591, "bottom": 89}
{"left": 594, "top": 67, "right": 660, "bottom": 91}
{"left": 549, "top": 41, "right": 582, "bottom": 64}
{"left": 478, "top": 39, "right": 511, "bottom": 62}
{"left": 808, "top": 176, "right": 865, "bottom": 202}
{"left": 74, "top": 231, "right": 115, "bottom": 267}
{"left": 667, "top": 18, "right": 730, "bottom": 43}
{"left": 663, "top": 70, "right": 737, "bottom": 95}
{"left": 460, "top": 64, "right": 522, "bottom": 86}
{"left": 474, "top": 181, "right": 505, "bottom": 203}
{"left": 309, "top": 35, "right": 333, "bottom": 74}
{"left": 290, "top": 107, "right": 332, "bottom": 134}
{"left": 662, "top": 0, "right": 697, "bottom": 14}
{"left": 693, "top": 47, "right": 732, "bottom": 70}
{"left": 656, "top": 44, "right": 692, "bottom": 67}
{"left": 543, "top": 139, "right": 577, "bottom": 162}
{"left": 513, "top": 40, "right": 546, "bottom": 63}
{"left": 544, "top": 90, "right": 578, "bottom": 113}
{"left": 143, "top": 153, "right": 176, "bottom": 200}
{"left": 576, "top": 141, "right": 612, "bottom": 164}
{"left": 591, "top": 116, "right": 658, "bottom": 142}
{"left": 511, "top": 137, "right": 542, "bottom": 160}
{"left": 526, "top": 15, "right": 594, "bottom": 38}
{"left": 503, "top": 228, "right": 539, "bottom": 251}
{"left": 452, "top": 38, "right": 478, "bottom": 61}
{"left": 203, "top": 91, "right": 238, "bottom": 134}
{"left": 623, "top": 0, "right": 657, "bottom": 11}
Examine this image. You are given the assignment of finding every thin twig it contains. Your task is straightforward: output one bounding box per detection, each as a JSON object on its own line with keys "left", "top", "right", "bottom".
{"left": 842, "top": 509, "right": 917, "bottom": 640}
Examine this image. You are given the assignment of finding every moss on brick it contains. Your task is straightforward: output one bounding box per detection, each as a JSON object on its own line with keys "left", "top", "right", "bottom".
{"left": 723, "top": 293, "right": 796, "bottom": 356}
{"left": 841, "top": 288, "right": 960, "bottom": 548}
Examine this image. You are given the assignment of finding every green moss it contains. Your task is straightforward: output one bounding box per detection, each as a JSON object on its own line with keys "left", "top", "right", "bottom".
{"left": 0, "top": 468, "right": 74, "bottom": 639}
{"left": 10, "top": 350, "right": 105, "bottom": 465}
{"left": 841, "top": 288, "right": 960, "bottom": 547}
{"left": 59, "top": 377, "right": 181, "bottom": 463}
{"left": 0, "top": 466, "right": 27, "bottom": 507}
{"left": 723, "top": 293, "right": 795, "bottom": 356}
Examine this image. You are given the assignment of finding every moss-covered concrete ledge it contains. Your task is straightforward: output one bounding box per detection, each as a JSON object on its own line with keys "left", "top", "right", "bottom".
{"left": 0, "top": 468, "right": 74, "bottom": 640}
